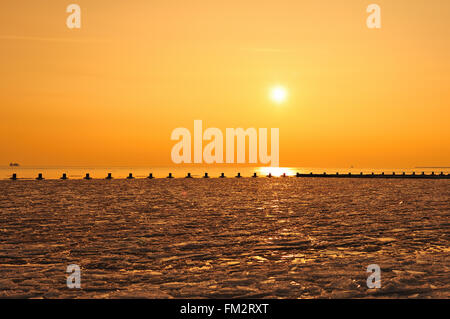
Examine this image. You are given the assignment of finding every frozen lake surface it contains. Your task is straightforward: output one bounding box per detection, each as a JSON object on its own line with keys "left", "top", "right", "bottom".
{"left": 0, "top": 178, "right": 448, "bottom": 298}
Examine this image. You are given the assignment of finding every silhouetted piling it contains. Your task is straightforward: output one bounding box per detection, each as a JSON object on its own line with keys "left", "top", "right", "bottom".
{"left": 19, "top": 170, "right": 446, "bottom": 181}
{"left": 10, "top": 173, "right": 17, "bottom": 180}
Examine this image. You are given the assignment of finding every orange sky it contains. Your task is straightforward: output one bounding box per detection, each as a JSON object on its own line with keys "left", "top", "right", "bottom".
{"left": 1, "top": 0, "right": 449, "bottom": 168}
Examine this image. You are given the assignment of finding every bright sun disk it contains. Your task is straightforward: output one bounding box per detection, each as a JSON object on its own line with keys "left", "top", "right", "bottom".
{"left": 270, "top": 86, "right": 287, "bottom": 104}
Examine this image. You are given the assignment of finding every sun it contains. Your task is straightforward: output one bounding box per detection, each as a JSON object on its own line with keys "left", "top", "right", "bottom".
{"left": 270, "top": 86, "right": 288, "bottom": 104}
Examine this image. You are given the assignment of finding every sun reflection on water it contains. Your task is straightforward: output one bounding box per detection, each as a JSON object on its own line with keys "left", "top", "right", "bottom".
{"left": 255, "top": 167, "right": 297, "bottom": 177}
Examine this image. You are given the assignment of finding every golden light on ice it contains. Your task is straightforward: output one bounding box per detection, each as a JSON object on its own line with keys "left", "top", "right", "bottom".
{"left": 270, "top": 86, "right": 287, "bottom": 104}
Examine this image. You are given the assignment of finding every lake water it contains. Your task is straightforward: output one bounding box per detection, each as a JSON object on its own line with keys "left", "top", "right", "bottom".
{"left": 2, "top": 166, "right": 449, "bottom": 180}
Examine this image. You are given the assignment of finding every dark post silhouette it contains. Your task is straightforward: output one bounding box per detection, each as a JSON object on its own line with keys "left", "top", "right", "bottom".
{"left": 236, "top": 172, "right": 242, "bottom": 178}
{"left": 186, "top": 173, "right": 192, "bottom": 178}
{"left": 84, "top": 173, "right": 91, "bottom": 180}
{"left": 296, "top": 172, "right": 300, "bottom": 177}
{"left": 203, "top": 172, "right": 209, "bottom": 178}
{"left": 282, "top": 173, "right": 287, "bottom": 177}
{"left": 147, "top": 173, "right": 154, "bottom": 179}
{"left": 268, "top": 173, "right": 272, "bottom": 178}
{"left": 127, "top": 173, "right": 134, "bottom": 179}
{"left": 220, "top": 173, "right": 226, "bottom": 178}
{"left": 61, "top": 173, "right": 68, "bottom": 180}
{"left": 36, "top": 173, "right": 44, "bottom": 180}
{"left": 10, "top": 173, "right": 17, "bottom": 180}
{"left": 252, "top": 172, "right": 257, "bottom": 178}
{"left": 106, "top": 173, "right": 113, "bottom": 179}
{"left": 167, "top": 173, "right": 173, "bottom": 178}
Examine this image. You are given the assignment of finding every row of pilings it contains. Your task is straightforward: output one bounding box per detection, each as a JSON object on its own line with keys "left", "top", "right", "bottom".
{"left": 7, "top": 171, "right": 450, "bottom": 180}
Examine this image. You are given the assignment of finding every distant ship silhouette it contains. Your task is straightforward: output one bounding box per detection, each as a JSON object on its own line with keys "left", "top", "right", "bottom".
{"left": 9, "top": 163, "right": 19, "bottom": 167}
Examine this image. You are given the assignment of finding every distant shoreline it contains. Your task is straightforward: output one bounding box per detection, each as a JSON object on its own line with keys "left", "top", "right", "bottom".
{"left": 415, "top": 167, "right": 450, "bottom": 169}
